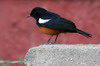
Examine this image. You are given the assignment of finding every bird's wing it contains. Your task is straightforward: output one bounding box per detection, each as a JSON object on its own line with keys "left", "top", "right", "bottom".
{"left": 40, "top": 17, "right": 77, "bottom": 32}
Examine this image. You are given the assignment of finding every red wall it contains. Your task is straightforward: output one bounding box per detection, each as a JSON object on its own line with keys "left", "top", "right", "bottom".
{"left": 0, "top": 0, "right": 100, "bottom": 62}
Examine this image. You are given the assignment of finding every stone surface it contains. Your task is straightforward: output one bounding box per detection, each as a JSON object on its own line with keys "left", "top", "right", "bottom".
{"left": 24, "top": 44, "right": 100, "bottom": 66}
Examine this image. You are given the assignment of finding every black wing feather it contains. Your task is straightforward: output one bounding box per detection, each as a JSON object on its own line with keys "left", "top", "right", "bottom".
{"left": 38, "top": 11, "right": 77, "bottom": 32}
{"left": 41, "top": 17, "right": 77, "bottom": 32}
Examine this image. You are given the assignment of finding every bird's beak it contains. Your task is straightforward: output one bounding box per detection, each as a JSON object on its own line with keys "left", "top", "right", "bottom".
{"left": 27, "top": 15, "right": 31, "bottom": 18}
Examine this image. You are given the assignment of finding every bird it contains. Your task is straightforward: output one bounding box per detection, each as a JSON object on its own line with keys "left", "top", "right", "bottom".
{"left": 27, "top": 7, "right": 92, "bottom": 44}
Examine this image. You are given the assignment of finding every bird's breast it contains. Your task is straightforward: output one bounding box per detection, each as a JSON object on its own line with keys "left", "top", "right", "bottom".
{"left": 39, "top": 27, "right": 65, "bottom": 35}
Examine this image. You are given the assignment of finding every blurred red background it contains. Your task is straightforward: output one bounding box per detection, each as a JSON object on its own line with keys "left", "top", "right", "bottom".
{"left": 0, "top": 0, "right": 100, "bottom": 65}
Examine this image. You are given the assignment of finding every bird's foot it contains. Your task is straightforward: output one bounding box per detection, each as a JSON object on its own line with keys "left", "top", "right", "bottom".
{"left": 53, "top": 42, "right": 59, "bottom": 44}
{"left": 42, "top": 42, "right": 54, "bottom": 45}
{"left": 42, "top": 42, "right": 59, "bottom": 45}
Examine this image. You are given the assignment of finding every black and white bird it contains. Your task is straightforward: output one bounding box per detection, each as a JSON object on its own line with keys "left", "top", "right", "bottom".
{"left": 27, "top": 7, "right": 92, "bottom": 43}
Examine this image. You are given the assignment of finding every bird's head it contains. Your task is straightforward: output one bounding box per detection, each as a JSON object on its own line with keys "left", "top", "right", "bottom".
{"left": 27, "top": 7, "right": 47, "bottom": 18}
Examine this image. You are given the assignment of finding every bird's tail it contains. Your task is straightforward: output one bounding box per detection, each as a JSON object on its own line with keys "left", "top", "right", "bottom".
{"left": 77, "top": 29, "right": 92, "bottom": 37}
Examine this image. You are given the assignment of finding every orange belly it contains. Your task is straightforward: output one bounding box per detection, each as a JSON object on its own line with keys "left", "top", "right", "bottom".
{"left": 39, "top": 27, "right": 65, "bottom": 35}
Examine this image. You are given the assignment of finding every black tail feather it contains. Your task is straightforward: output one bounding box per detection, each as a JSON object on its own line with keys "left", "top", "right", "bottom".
{"left": 77, "top": 29, "right": 92, "bottom": 37}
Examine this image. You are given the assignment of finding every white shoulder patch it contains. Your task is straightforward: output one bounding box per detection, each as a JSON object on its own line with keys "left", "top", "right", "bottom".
{"left": 39, "top": 18, "right": 51, "bottom": 23}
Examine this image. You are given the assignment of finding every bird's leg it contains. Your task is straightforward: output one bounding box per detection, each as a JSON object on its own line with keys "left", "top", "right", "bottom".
{"left": 53, "top": 35, "right": 59, "bottom": 44}
{"left": 47, "top": 35, "right": 53, "bottom": 43}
